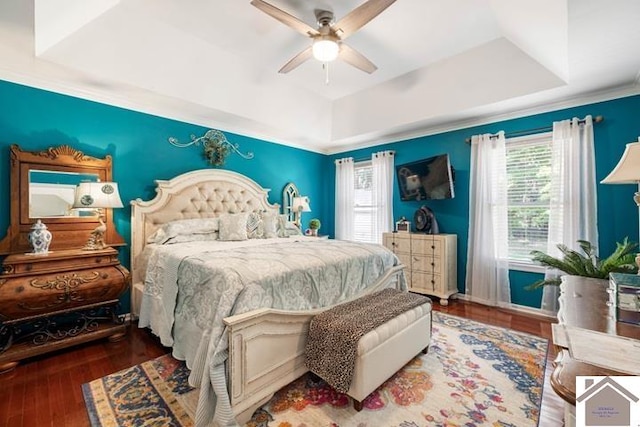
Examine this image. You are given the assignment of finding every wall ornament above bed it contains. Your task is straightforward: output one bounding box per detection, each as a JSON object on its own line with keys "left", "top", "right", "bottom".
{"left": 168, "top": 129, "right": 254, "bottom": 167}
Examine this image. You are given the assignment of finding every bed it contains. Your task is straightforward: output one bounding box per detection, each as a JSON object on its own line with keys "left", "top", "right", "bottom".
{"left": 130, "top": 169, "right": 406, "bottom": 427}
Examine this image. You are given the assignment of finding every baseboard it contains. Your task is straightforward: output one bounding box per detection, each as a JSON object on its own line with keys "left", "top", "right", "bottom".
{"left": 455, "top": 293, "right": 556, "bottom": 319}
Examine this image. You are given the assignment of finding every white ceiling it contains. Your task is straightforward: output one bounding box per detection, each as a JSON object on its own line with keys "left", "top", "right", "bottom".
{"left": 1, "top": 0, "right": 639, "bottom": 153}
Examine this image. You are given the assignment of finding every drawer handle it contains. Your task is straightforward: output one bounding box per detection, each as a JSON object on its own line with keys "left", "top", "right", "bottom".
{"left": 431, "top": 245, "right": 435, "bottom": 249}
{"left": 413, "top": 257, "right": 419, "bottom": 262}
{"left": 431, "top": 280, "right": 435, "bottom": 284}
{"left": 431, "top": 262, "right": 435, "bottom": 266}
{"left": 96, "top": 258, "right": 103, "bottom": 264}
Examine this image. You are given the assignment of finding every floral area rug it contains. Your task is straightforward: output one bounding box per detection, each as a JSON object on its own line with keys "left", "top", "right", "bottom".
{"left": 82, "top": 312, "right": 548, "bottom": 427}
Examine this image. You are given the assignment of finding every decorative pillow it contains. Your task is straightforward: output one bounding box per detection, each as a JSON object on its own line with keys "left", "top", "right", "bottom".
{"left": 147, "top": 218, "right": 219, "bottom": 244}
{"left": 164, "top": 232, "right": 219, "bottom": 245}
{"left": 219, "top": 213, "right": 249, "bottom": 241}
{"left": 246, "top": 212, "right": 264, "bottom": 239}
{"left": 261, "top": 212, "right": 279, "bottom": 238}
{"left": 282, "top": 221, "right": 303, "bottom": 237}
{"left": 275, "top": 214, "right": 302, "bottom": 237}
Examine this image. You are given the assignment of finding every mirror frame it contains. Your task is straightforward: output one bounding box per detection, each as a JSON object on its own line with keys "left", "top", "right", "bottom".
{"left": 282, "top": 182, "right": 299, "bottom": 223}
{"left": 0, "top": 144, "right": 125, "bottom": 254}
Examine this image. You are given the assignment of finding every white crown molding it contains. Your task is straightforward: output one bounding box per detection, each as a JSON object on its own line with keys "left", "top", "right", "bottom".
{"left": 327, "top": 83, "right": 640, "bottom": 155}
{"left": 0, "top": 66, "right": 327, "bottom": 155}
{"left": 2, "top": 64, "right": 639, "bottom": 157}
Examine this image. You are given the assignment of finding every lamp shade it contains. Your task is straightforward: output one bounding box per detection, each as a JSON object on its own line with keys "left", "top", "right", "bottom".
{"left": 292, "top": 196, "right": 311, "bottom": 213}
{"left": 73, "top": 182, "right": 124, "bottom": 209}
{"left": 601, "top": 142, "right": 640, "bottom": 184}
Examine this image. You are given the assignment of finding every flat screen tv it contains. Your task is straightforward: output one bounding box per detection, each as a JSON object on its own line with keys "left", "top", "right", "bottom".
{"left": 396, "top": 154, "right": 455, "bottom": 201}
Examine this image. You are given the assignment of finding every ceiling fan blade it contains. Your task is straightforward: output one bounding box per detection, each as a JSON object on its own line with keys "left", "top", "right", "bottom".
{"left": 251, "top": 0, "right": 319, "bottom": 37}
{"left": 339, "top": 43, "right": 377, "bottom": 74}
{"left": 333, "top": 0, "right": 396, "bottom": 40}
{"left": 279, "top": 46, "right": 313, "bottom": 73}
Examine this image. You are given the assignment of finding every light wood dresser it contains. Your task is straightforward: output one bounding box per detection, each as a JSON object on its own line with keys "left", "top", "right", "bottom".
{"left": 383, "top": 232, "right": 457, "bottom": 305}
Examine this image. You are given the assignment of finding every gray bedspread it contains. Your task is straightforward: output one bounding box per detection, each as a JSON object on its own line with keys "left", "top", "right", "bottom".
{"left": 138, "top": 237, "right": 405, "bottom": 427}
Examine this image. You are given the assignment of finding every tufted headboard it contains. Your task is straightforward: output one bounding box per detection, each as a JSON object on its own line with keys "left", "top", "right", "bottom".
{"left": 130, "top": 169, "right": 279, "bottom": 284}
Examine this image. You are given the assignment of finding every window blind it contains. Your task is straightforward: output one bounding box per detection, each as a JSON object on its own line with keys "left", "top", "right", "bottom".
{"left": 506, "top": 134, "right": 552, "bottom": 261}
{"left": 353, "top": 162, "right": 375, "bottom": 243}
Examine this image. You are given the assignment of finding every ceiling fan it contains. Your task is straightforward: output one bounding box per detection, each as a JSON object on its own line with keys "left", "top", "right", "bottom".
{"left": 250, "top": 0, "right": 397, "bottom": 74}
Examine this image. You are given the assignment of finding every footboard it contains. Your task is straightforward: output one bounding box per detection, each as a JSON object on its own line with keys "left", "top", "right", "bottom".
{"left": 223, "top": 264, "right": 405, "bottom": 424}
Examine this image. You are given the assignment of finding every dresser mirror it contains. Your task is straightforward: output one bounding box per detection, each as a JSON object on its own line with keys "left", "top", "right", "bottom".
{"left": 29, "top": 169, "right": 100, "bottom": 218}
{"left": 0, "top": 144, "right": 125, "bottom": 254}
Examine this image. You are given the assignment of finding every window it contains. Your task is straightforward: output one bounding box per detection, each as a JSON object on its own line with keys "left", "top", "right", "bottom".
{"left": 506, "top": 133, "right": 552, "bottom": 264}
{"left": 353, "top": 161, "right": 375, "bottom": 243}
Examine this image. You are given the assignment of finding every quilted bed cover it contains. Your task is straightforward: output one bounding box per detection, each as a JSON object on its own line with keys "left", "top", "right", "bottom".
{"left": 138, "top": 237, "right": 404, "bottom": 427}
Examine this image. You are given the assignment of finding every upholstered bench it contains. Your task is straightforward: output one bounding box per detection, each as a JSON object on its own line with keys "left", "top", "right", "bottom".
{"left": 347, "top": 301, "right": 432, "bottom": 410}
{"left": 305, "top": 289, "right": 432, "bottom": 411}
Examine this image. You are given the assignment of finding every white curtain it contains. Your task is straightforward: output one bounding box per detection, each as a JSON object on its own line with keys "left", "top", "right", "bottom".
{"left": 466, "top": 132, "right": 511, "bottom": 307}
{"left": 371, "top": 150, "right": 395, "bottom": 244}
{"left": 335, "top": 157, "right": 355, "bottom": 240}
{"left": 541, "top": 116, "right": 598, "bottom": 313}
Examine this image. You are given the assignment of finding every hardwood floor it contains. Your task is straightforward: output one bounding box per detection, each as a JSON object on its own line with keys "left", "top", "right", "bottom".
{"left": 0, "top": 299, "right": 565, "bottom": 427}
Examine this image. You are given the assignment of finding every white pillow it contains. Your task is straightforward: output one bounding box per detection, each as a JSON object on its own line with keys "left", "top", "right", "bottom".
{"left": 219, "top": 213, "right": 249, "bottom": 241}
{"left": 282, "top": 221, "right": 302, "bottom": 237}
{"left": 276, "top": 214, "right": 302, "bottom": 237}
{"left": 262, "top": 213, "right": 279, "bottom": 238}
{"left": 148, "top": 218, "right": 219, "bottom": 244}
{"left": 164, "top": 232, "right": 219, "bottom": 245}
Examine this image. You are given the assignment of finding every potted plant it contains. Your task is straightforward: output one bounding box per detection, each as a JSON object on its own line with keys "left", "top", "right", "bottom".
{"left": 527, "top": 237, "right": 638, "bottom": 289}
{"left": 309, "top": 218, "right": 321, "bottom": 237}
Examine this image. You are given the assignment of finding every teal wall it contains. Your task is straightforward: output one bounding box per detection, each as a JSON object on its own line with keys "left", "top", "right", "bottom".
{"left": 0, "top": 79, "right": 329, "bottom": 311}
{"left": 2, "top": 76, "right": 639, "bottom": 310}
{"left": 329, "top": 95, "right": 640, "bottom": 308}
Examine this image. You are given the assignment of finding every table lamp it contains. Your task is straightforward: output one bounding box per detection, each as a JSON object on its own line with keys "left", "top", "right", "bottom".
{"left": 73, "top": 182, "right": 124, "bottom": 250}
{"left": 292, "top": 196, "right": 311, "bottom": 228}
{"left": 601, "top": 140, "right": 640, "bottom": 272}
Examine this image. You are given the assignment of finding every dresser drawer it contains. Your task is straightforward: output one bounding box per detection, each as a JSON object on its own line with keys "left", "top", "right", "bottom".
{"left": 0, "top": 265, "right": 129, "bottom": 321}
{"left": 411, "top": 238, "right": 443, "bottom": 256}
{"left": 411, "top": 271, "right": 442, "bottom": 292}
{"left": 4, "top": 253, "right": 118, "bottom": 276}
{"left": 1, "top": 248, "right": 120, "bottom": 277}
{"left": 411, "top": 254, "right": 442, "bottom": 274}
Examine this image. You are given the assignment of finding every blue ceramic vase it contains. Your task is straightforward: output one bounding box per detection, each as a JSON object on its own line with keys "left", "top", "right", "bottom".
{"left": 28, "top": 219, "right": 52, "bottom": 254}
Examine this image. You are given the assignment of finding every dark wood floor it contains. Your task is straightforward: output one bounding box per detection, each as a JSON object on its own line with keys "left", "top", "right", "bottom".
{"left": 0, "top": 299, "right": 565, "bottom": 427}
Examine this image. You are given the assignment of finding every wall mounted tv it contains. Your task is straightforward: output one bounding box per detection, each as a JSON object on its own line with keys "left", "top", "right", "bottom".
{"left": 396, "top": 154, "right": 455, "bottom": 201}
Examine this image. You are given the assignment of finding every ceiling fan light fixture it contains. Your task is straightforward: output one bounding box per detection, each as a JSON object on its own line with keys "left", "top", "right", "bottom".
{"left": 312, "top": 38, "right": 339, "bottom": 62}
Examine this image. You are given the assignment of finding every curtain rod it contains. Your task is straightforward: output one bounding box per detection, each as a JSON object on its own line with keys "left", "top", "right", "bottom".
{"left": 464, "top": 115, "right": 604, "bottom": 144}
{"left": 337, "top": 151, "right": 395, "bottom": 164}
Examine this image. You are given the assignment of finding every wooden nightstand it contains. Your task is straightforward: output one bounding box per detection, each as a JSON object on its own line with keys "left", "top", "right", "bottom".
{"left": 0, "top": 247, "right": 129, "bottom": 372}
